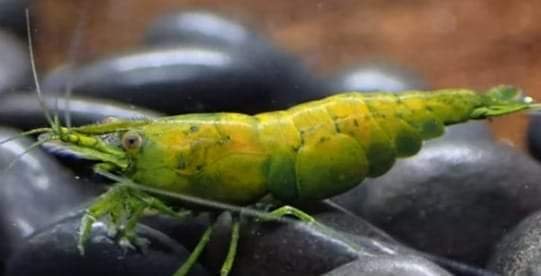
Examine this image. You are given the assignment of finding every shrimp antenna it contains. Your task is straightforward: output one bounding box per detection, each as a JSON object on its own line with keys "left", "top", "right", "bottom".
{"left": 0, "top": 128, "right": 50, "bottom": 146}
{"left": 1, "top": 137, "right": 51, "bottom": 173}
{"left": 0, "top": 11, "right": 55, "bottom": 158}
{"left": 26, "top": 9, "right": 55, "bottom": 129}
{"left": 62, "top": 1, "right": 89, "bottom": 128}
{"left": 2, "top": 10, "right": 57, "bottom": 174}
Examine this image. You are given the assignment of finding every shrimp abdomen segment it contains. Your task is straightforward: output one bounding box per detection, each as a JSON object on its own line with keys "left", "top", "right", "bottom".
{"left": 294, "top": 133, "right": 368, "bottom": 200}
{"left": 257, "top": 102, "right": 370, "bottom": 201}
{"left": 286, "top": 104, "right": 369, "bottom": 201}
{"left": 257, "top": 89, "right": 485, "bottom": 201}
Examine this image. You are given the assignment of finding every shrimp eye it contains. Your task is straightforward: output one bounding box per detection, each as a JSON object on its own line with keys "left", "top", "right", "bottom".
{"left": 121, "top": 131, "right": 142, "bottom": 151}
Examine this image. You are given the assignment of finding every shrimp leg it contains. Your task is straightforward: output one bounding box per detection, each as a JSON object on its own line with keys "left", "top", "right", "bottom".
{"left": 174, "top": 225, "right": 213, "bottom": 276}
{"left": 174, "top": 215, "right": 240, "bottom": 276}
{"left": 268, "top": 205, "right": 317, "bottom": 223}
{"left": 220, "top": 218, "right": 240, "bottom": 276}
{"left": 266, "top": 205, "right": 364, "bottom": 252}
{"left": 78, "top": 184, "right": 187, "bottom": 254}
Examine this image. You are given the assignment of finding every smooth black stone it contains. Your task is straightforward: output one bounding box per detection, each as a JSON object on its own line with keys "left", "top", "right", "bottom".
{"left": 206, "top": 213, "right": 388, "bottom": 275}
{"left": 0, "top": 0, "right": 31, "bottom": 37}
{"left": 148, "top": 202, "right": 445, "bottom": 276}
{"left": 487, "top": 210, "right": 541, "bottom": 275}
{"left": 324, "top": 255, "right": 453, "bottom": 276}
{"left": 310, "top": 205, "right": 497, "bottom": 276}
{"left": 0, "top": 93, "right": 162, "bottom": 130}
{"left": 331, "top": 140, "right": 541, "bottom": 265}
{"left": 41, "top": 45, "right": 325, "bottom": 115}
{"left": 6, "top": 213, "right": 209, "bottom": 276}
{"left": 326, "top": 62, "right": 427, "bottom": 93}
{"left": 141, "top": 11, "right": 323, "bottom": 110}
{"left": 0, "top": 128, "right": 99, "bottom": 264}
{"left": 141, "top": 212, "right": 214, "bottom": 252}
{"left": 434, "top": 122, "right": 493, "bottom": 143}
{"left": 527, "top": 113, "right": 541, "bottom": 162}
{"left": 0, "top": 30, "right": 30, "bottom": 93}
{"left": 143, "top": 10, "right": 265, "bottom": 49}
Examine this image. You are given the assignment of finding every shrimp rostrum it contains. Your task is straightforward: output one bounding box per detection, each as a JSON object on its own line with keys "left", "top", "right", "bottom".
{"left": 12, "top": 85, "right": 538, "bottom": 275}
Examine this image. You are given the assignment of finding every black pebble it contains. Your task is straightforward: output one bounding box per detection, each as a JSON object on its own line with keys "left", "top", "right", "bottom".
{"left": 0, "top": 128, "right": 98, "bottom": 265}
{"left": 41, "top": 45, "right": 325, "bottom": 115}
{"left": 6, "top": 212, "right": 209, "bottom": 276}
{"left": 332, "top": 140, "right": 541, "bottom": 265}
{"left": 143, "top": 10, "right": 265, "bottom": 49}
{"left": 146, "top": 202, "right": 451, "bottom": 275}
{"left": 326, "top": 62, "right": 427, "bottom": 93}
{"left": 324, "top": 255, "right": 453, "bottom": 276}
{"left": 434, "top": 122, "right": 493, "bottom": 143}
{"left": 527, "top": 113, "right": 541, "bottom": 162}
{"left": 487, "top": 210, "right": 541, "bottom": 275}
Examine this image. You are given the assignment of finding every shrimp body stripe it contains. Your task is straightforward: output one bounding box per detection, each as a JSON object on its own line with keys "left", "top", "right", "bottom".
{"left": 114, "top": 89, "right": 484, "bottom": 205}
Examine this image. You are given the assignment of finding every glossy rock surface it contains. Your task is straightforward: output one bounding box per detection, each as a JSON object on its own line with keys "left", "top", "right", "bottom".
{"left": 42, "top": 45, "right": 324, "bottom": 115}
{"left": 527, "top": 113, "right": 541, "bottom": 162}
{"left": 141, "top": 10, "right": 324, "bottom": 114}
{"left": 219, "top": 210, "right": 450, "bottom": 276}
{"left": 143, "top": 10, "right": 265, "bottom": 49}
{"left": 0, "top": 128, "right": 98, "bottom": 263}
{"left": 6, "top": 213, "right": 209, "bottom": 276}
{"left": 146, "top": 203, "right": 450, "bottom": 276}
{"left": 434, "top": 121, "right": 493, "bottom": 142}
{"left": 327, "top": 62, "right": 427, "bottom": 93}
{"left": 324, "top": 255, "right": 452, "bottom": 276}
{"left": 332, "top": 140, "right": 541, "bottom": 265}
{"left": 487, "top": 210, "right": 541, "bottom": 275}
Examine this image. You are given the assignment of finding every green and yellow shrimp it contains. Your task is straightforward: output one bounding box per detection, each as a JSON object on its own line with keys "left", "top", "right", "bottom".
{"left": 6, "top": 82, "right": 538, "bottom": 275}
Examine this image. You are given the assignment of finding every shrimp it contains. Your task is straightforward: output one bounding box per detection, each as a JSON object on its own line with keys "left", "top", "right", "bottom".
{"left": 6, "top": 9, "right": 539, "bottom": 276}
{"left": 15, "top": 84, "right": 538, "bottom": 275}
{"left": 34, "top": 86, "right": 534, "bottom": 202}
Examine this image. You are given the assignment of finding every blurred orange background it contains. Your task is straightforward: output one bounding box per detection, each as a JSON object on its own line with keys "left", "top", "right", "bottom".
{"left": 33, "top": 1, "right": 541, "bottom": 149}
